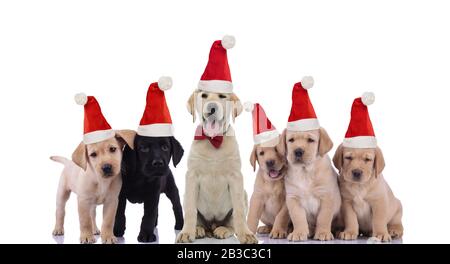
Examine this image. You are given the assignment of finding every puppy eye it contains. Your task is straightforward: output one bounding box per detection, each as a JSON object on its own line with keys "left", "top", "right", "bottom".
{"left": 89, "top": 152, "right": 97, "bottom": 158}
{"left": 161, "top": 144, "right": 169, "bottom": 151}
{"left": 140, "top": 147, "right": 149, "bottom": 153}
{"left": 259, "top": 151, "right": 265, "bottom": 156}
{"left": 364, "top": 158, "right": 372, "bottom": 162}
{"left": 201, "top": 93, "right": 208, "bottom": 99}
{"left": 219, "top": 94, "right": 227, "bottom": 99}
{"left": 110, "top": 147, "right": 117, "bottom": 153}
{"left": 288, "top": 138, "right": 294, "bottom": 143}
{"left": 307, "top": 138, "right": 315, "bottom": 143}
{"left": 345, "top": 156, "right": 353, "bottom": 161}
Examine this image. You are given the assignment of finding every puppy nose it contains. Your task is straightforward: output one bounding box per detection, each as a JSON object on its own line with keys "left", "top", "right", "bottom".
{"left": 352, "top": 169, "right": 363, "bottom": 180}
{"left": 102, "top": 164, "right": 112, "bottom": 174}
{"left": 294, "top": 148, "right": 304, "bottom": 158}
{"left": 266, "top": 160, "right": 275, "bottom": 168}
{"left": 207, "top": 102, "right": 218, "bottom": 114}
{"left": 152, "top": 159, "right": 164, "bottom": 167}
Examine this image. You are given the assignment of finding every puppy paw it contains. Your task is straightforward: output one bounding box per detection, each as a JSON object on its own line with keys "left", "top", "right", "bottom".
{"left": 113, "top": 225, "right": 125, "bottom": 237}
{"left": 196, "top": 226, "right": 206, "bottom": 239}
{"left": 52, "top": 227, "right": 64, "bottom": 236}
{"left": 338, "top": 230, "right": 359, "bottom": 240}
{"left": 372, "top": 231, "right": 392, "bottom": 242}
{"left": 388, "top": 225, "right": 403, "bottom": 239}
{"left": 101, "top": 233, "right": 117, "bottom": 244}
{"left": 256, "top": 225, "right": 272, "bottom": 234}
{"left": 175, "top": 220, "right": 184, "bottom": 230}
{"left": 287, "top": 229, "right": 309, "bottom": 241}
{"left": 137, "top": 230, "right": 157, "bottom": 243}
{"left": 269, "top": 228, "right": 288, "bottom": 239}
{"left": 236, "top": 232, "right": 258, "bottom": 244}
{"left": 176, "top": 230, "right": 195, "bottom": 243}
{"left": 80, "top": 232, "right": 96, "bottom": 244}
{"left": 314, "top": 230, "right": 334, "bottom": 241}
{"left": 213, "top": 226, "right": 234, "bottom": 239}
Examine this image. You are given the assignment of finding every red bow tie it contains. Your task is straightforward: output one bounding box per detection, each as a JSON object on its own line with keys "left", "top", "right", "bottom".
{"left": 194, "top": 126, "right": 224, "bottom": 149}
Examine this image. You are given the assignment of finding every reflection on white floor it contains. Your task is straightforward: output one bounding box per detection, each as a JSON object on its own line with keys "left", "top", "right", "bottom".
{"left": 52, "top": 229, "right": 402, "bottom": 244}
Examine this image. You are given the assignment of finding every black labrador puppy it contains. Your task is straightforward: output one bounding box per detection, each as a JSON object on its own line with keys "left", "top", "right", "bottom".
{"left": 113, "top": 135, "right": 184, "bottom": 242}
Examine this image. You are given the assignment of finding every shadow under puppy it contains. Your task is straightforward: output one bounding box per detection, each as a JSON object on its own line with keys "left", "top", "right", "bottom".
{"left": 114, "top": 77, "right": 184, "bottom": 242}
{"left": 333, "top": 92, "right": 403, "bottom": 242}
{"left": 284, "top": 77, "right": 342, "bottom": 241}
{"left": 51, "top": 93, "right": 135, "bottom": 244}
{"left": 245, "top": 103, "right": 290, "bottom": 238}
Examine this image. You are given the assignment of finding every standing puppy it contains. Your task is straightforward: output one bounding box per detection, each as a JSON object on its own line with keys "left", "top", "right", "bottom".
{"left": 284, "top": 77, "right": 341, "bottom": 241}
{"left": 176, "top": 36, "right": 257, "bottom": 244}
{"left": 51, "top": 94, "right": 135, "bottom": 244}
{"left": 333, "top": 93, "right": 403, "bottom": 242}
{"left": 245, "top": 103, "right": 290, "bottom": 238}
{"left": 113, "top": 77, "right": 185, "bottom": 242}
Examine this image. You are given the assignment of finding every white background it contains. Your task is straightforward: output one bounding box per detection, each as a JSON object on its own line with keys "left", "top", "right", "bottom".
{"left": 1, "top": 0, "right": 449, "bottom": 244}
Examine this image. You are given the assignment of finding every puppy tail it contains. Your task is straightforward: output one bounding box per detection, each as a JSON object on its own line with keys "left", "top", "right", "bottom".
{"left": 50, "top": 156, "right": 70, "bottom": 166}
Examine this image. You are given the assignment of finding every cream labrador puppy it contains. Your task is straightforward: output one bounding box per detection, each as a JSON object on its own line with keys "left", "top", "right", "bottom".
{"left": 176, "top": 90, "right": 258, "bottom": 244}
{"left": 333, "top": 145, "right": 403, "bottom": 242}
{"left": 284, "top": 128, "right": 341, "bottom": 241}
{"left": 51, "top": 130, "right": 135, "bottom": 244}
{"left": 247, "top": 136, "right": 290, "bottom": 239}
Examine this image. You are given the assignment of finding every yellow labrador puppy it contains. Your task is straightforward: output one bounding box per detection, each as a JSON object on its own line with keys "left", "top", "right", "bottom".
{"left": 283, "top": 77, "right": 341, "bottom": 241}
{"left": 176, "top": 89, "right": 257, "bottom": 244}
{"left": 333, "top": 145, "right": 403, "bottom": 242}
{"left": 51, "top": 130, "right": 135, "bottom": 244}
{"left": 333, "top": 92, "right": 402, "bottom": 242}
{"left": 247, "top": 136, "right": 290, "bottom": 239}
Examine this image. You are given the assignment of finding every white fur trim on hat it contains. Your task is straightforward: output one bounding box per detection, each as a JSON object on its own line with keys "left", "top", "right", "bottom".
{"left": 221, "top": 35, "right": 235, "bottom": 49}
{"left": 343, "top": 136, "right": 377, "bottom": 149}
{"left": 83, "top": 129, "right": 115, "bottom": 145}
{"left": 254, "top": 129, "right": 280, "bottom": 145}
{"left": 137, "top": 123, "right": 174, "bottom": 137}
{"left": 287, "top": 118, "right": 320, "bottom": 132}
{"left": 362, "top": 92, "right": 375, "bottom": 106}
{"left": 158, "top": 76, "right": 173, "bottom": 91}
{"left": 74, "top": 93, "right": 88, "bottom": 105}
{"left": 198, "top": 80, "right": 233, "bottom": 93}
{"left": 301, "top": 76, "right": 314, "bottom": 89}
{"left": 243, "top": 101, "right": 254, "bottom": 112}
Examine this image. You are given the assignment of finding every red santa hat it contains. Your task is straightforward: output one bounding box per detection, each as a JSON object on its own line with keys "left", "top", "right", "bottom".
{"left": 244, "top": 102, "right": 279, "bottom": 145}
{"left": 343, "top": 92, "right": 377, "bottom": 148}
{"left": 137, "top": 76, "right": 174, "bottom": 137}
{"left": 198, "top": 35, "right": 235, "bottom": 94}
{"left": 286, "top": 76, "right": 320, "bottom": 131}
{"left": 74, "top": 93, "right": 114, "bottom": 144}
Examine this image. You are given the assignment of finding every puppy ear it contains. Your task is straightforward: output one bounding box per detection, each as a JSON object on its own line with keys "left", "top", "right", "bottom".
{"left": 170, "top": 137, "right": 184, "bottom": 168}
{"left": 318, "top": 127, "right": 333, "bottom": 157}
{"left": 332, "top": 144, "right": 344, "bottom": 172}
{"left": 115, "top": 130, "right": 136, "bottom": 150}
{"left": 72, "top": 141, "right": 87, "bottom": 171}
{"left": 250, "top": 145, "right": 258, "bottom": 172}
{"left": 276, "top": 130, "right": 287, "bottom": 157}
{"left": 229, "top": 93, "right": 243, "bottom": 123}
{"left": 186, "top": 91, "right": 197, "bottom": 123}
{"left": 121, "top": 144, "right": 137, "bottom": 177}
{"left": 374, "top": 147, "right": 385, "bottom": 178}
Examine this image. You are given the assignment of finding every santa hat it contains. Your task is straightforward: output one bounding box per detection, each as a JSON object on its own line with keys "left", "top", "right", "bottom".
{"left": 74, "top": 93, "right": 114, "bottom": 144}
{"left": 198, "top": 35, "right": 235, "bottom": 94}
{"left": 286, "top": 76, "right": 320, "bottom": 131}
{"left": 244, "top": 102, "right": 279, "bottom": 145}
{"left": 137, "top": 76, "right": 174, "bottom": 137}
{"left": 343, "top": 92, "right": 377, "bottom": 148}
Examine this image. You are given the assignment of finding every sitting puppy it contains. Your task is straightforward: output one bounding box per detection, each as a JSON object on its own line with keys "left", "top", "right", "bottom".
{"left": 333, "top": 93, "right": 403, "bottom": 242}
{"left": 284, "top": 78, "right": 341, "bottom": 241}
{"left": 176, "top": 36, "right": 257, "bottom": 244}
{"left": 245, "top": 103, "right": 290, "bottom": 239}
{"left": 51, "top": 93, "right": 135, "bottom": 244}
{"left": 113, "top": 77, "right": 185, "bottom": 242}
